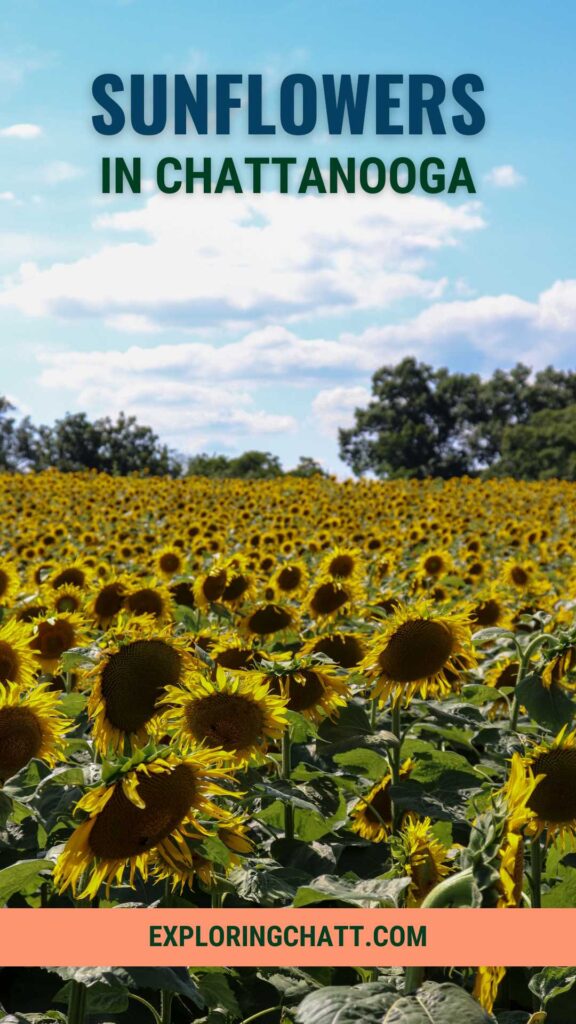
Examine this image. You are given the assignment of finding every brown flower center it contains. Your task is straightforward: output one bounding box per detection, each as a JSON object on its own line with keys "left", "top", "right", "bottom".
{"left": 0, "top": 642, "right": 20, "bottom": 684}
{"left": 32, "top": 620, "right": 76, "bottom": 661}
{"left": 378, "top": 619, "right": 454, "bottom": 683}
{"left": 528, "top": 748, "right": 576, "bottom": 824}
{"left": 328, "top": 554, "right": 355, "bottom": 578}
{"left": 201, "top": 571, "right": 227, "bottom": 603}
{"left": 310, "top": 582, "right": 349, "bottom": 616}
{"left": 125, "top": 588, "right": 165, "bottom": 618}
{"left": 159, "top": 552, "right": 181, "bottom": 574}
{"left": 276, "top": 566, "right": 302, "bottom": 592}
{"left": 511, "top": 566, "right": 529, "bottom": 587}
{"left": 94, "top": 582, "right": 126, "bottom": 621}
{"left": 88, "top": 764, "right": 197, "bottom": 859}
{"left": 472, "top": 598, "right": 503, "bottom": 627}
{"left": 100, "top": 639, "right": 182, "bottom": 734}
{"left": 52, "top": 567, "right": 86, "bottom": 589}
{"left": 185, "top": 693, "right": 265, "bottom": 751}
{"left": 0, "top": 706, "right": 43, "bottom": 781}
{"left": 247, "top": 604, "right": 292, "bottom": 635}
{"left": 271, "top": 670, "right": 325, "bottom": 712}
{"left": 311, "top": 634, "right": 364, "bottom": 668}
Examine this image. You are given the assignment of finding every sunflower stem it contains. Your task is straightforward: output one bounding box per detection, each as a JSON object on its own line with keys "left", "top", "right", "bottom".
{"left": 67, "top": 979, "right": 88, "bottom": 1024}
{"left": 530, "top": 836, "right": 542, "bottom": 909}
{"left": 404, "top": 966, "right": 425, "bottom": 995}
{"left": 370, "top": 697, "right": 378, "bottom": 730}
{"left": 160, "top": 989, "right": 173, "bottom": 1024}
{"left": 239, "top": 1007, "right": 281, "bottom": 1024}
{"left": 282, "top": 730, "right": 294, "bottom": 841}
{"left": 128, "top": 992, "right": 163, "bottom": 1024}
{"left": 390, "top": 702, "right": 402, "bottom": 829}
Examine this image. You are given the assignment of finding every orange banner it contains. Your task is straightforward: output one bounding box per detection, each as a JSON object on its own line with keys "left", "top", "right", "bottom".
{"left": 0, "top": 908, "right": 574, "bottom": 966}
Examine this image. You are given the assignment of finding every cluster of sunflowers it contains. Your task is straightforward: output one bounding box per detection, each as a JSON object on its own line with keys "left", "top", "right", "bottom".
{"left": 1, "top": 470, "right": 576, "bottom": 1016}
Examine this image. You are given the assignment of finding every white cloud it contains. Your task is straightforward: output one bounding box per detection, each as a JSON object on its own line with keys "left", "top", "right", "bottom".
{"left": 0, "top": 123, "right": 42, "bottom": 139}
{"left": 484, "top": 165, "right": 525, "bottom": 188}
{"left": 41, "top": 161, "right": 83, "bottom": 185}
{"left": 33, "top": 278, "right": 576, "bottom": 451}
{"left": 0, "top": 191, "right": 15, "bottom": 202}
{"left": 0, "top": 190, "right": 484, "bottom": 329}
{"left": 312, "top": 386, "right": 371, "bottom": 436}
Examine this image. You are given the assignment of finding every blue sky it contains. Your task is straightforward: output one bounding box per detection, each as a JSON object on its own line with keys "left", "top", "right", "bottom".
{"left": 0, "top": 0, "right": 575, "bottom": 472}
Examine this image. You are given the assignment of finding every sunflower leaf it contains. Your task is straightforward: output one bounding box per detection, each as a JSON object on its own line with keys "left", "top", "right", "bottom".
{"left": 515, "top": 672, "right": 575, "bottom": 731}
{"left": 0, "top": 858, "right": 53, "bottom": 906}
{"left": 529, "top": 967, "right": 576, "bottom": 1007}
{"left": 293, "top": 874, "right": 410, "bottom": 908}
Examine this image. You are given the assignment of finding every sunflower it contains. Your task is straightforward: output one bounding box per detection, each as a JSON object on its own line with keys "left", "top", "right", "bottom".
{"left": 212, "top": 633, "right": 263, "bottom": 671}
{"left": 415, "top": 548, "right": 453, "bottom": 580}
{"left": 0, "top": 618, "right": 36, "bottom": 689}
{"left": 0, "top": 563, "right": 20, "bottom": 607}
{"left": 484, "top": 657, "right": 519, "bottom": 718}
{"left": 150, "top": 842, "right": 214, "bottom": 892}
{"left": 48, "top": 583, "right": 85, "bottom": 616}
{"left": 361, "top": 599, "right": 475, "bottom": 707}
{"left": 47, "top": 559, "right": 92, "bottom": 591}
{"left": 397, "top": 815, "right": 451, "bottom": 907}
{"left": 193, "top": 567, "right": 228, "bottom": 608}
{"left": 469, "top": 588, "right": 511, "bottom": 630}
{"left": 304, "top": 576, "right": 362, "bottom": 621}
{"left": 89, "top": 577, "right": 128, "bottom": 628}
{"left": 124, "top": 579, "right": 173, "bottom": 622}
{"left": 273, "top": 560, "right": 308, "bottom": 597}
{"left": 154, "top": 545, "right": 186, "bottom": 579}
{"left": 0, "top": 682, "right": 70, "bottom": 782}
{"left": 54, "top": 749, "right": 239, "bottom": 898}
{"left": 241, "top": 602, "right": 294, "bottom": 636}
{"left": 514, "top": 728, "right": 576, "bottom": 844}
{"left": 169, "top": 579, "right": 196, "bottom": 611}
{"left": 29, "top": 612, "right": 87, "bottom": 674}
{"left": 162, "top": 667, "right": 287, "bottom": 765}
{"left": 219, "top": 558, "right": 257, "bottom": 609}
{"left": 301, "top": 631, "right": 367, "bottom": 669}
{"left": 319, "top": 546, "right": 364, "bottom": 582}
{"left": 500, "top": 557, "right": 539, "bottom": 592}
{"left": 264, "top": 657, "right": 348, "bottom": 722}
{"left": 473, "top": 967, "right": 506, "bottom": 1014}
{"left": 350, "top": 760, "right": 413, "bottom": 842}
{"left": 87, "top": 632, "right": 189, "bottom": 753}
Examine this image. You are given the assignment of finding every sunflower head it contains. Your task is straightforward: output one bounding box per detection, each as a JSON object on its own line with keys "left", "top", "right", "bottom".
{"left": 394, "top": 815, "right": 451, "bottom": 907}
{"left": 161, "top": 667, "right": 287, "bottom": 765}
{"left": 302, "top": 631, "right": 367, "bottom": 669}
{"left": 0, "top": 619, "right": 36, "bottom": 689}
{"left": 30, "top": 612, "right": 87, "bottom": 673}
{"left": 54, "top": 748, "right": 240, "bottom": 898}
{"left": 362, "top": 599, "right": 475, "bottom": 707}
{"left": 0, "top": 682, "right": 70, "bottom": 782}
{"left": 350, "top": 760, "right": 413, "bottom": 843}
{"left": 241, "top": 603, "right": 294, "bottom": 636}
{"left": 305, "top": 576, "right": 361, "bottom": 621}
{"left": 88, "top": 632, "right": 188, "bottom": 754}
{"left": 520, "top": 729, "right": 576, "bottom": 843}
{"left": 264, "top": 655, "right": 348, "bottom": 722}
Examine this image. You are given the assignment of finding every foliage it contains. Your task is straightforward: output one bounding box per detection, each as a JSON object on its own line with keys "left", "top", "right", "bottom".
{"left": 339, "top": 358, "right": 576, "bottom": 479}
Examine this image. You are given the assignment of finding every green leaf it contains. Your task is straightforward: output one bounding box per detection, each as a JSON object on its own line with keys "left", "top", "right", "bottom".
{"left": 529, "top": 968, "right": 576, "bottom": 1007}
{"left": 334, "top": 747, "right": 390, "bottom": 779}
{"left": 295, "top": 981, "right": 494, "bottom": 1024}
{"left": 515, "top": 672, "right": 575, "bottom": 732}
{"left": 58, "top": 692, "right": 87, "bottom": 718}
{"left": 542, "top": 867, "right": 576, "bottom": 907}
{"left": 197, "top": 972, "right": 241, "bottom": 1016}
{"left": 293, "top": 874, "right": 410, "bottom": 908}
{"left": 0, "top": 859, "right": 53, "bottom": 906}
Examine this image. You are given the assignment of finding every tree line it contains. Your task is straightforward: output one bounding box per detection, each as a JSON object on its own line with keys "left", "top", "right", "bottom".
{"left": 1, "top": 359, "right": 575, "bottom": 479}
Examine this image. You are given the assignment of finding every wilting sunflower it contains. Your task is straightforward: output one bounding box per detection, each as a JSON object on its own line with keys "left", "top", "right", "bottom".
{"left": 162, "top": 667, "right": 287, "bottom": 765}
{"left": 301, "top": 631, "right": 367, "bottom": 669}
{"left": 513, "top": 728, "right": 576, "bottom": 844}
{"left": 89, "top": 577, "right": 128, "bottom": 628}
{"left": 54, "top": 749, "right": 240, "bottom": 898}
{"left": 87, "top": 631, "right": 189, "bottom": 753}
{"left": 361, "top": 599, "right": 475, "bottom": 707}
{"left": 264, "top": 656, "right": 348, "bottom": 722}
{"left": 397, "top": 815, "right": 451, "bottom": 907}
{"left": 0, "top": 563, "right": 20, "bottom": 607}
{"left": 473, "top": 967, "right": 506, "bottom": 1014}
{"left": 304, "top": 576, "right": 362, "bottom": 621}
{"left": 29, "top": 611, "right": 87, "bottom": 674}
{"left": 193, "top": 567, "right": 228, "bottom": 608}
{"left": 350, "top": 760, "right": 413, "bottom": 842}
{"left": 0, "top": 618, "right": 36, "bottom": 689}
{"left": 0, "top": 682, "right": 70, "bottom": 782}
{"left": 150, "top": 842, "right": 214, "bottom": 892}
{"left": 241, "top": 602, "right": 294, "bottom": 636}
{"left": 542, "top": 643, "right": 576, "bottom": 690}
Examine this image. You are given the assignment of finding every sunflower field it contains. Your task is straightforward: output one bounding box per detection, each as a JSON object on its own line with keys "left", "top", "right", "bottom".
{"left": 2, "top": 470, "right": 576, "bottom": 1022}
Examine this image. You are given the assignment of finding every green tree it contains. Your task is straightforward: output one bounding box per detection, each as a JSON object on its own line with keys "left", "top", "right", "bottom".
{"left": 186, "top": 453, "right": 232, "bottom": 477}
{"left": 494, "top": 405, "right": 576, "bottom": 480}
{"left": 339, "top": 359, "right": 576, "bottom": 479}
{"left": 287, "top": 456, "right": 328, "bottom": 478}
{"left": 226, "top": 450, "right": 283, "bottom": 479}
{"left": 0, "top": 397, "right": 16, "bottom": 469}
